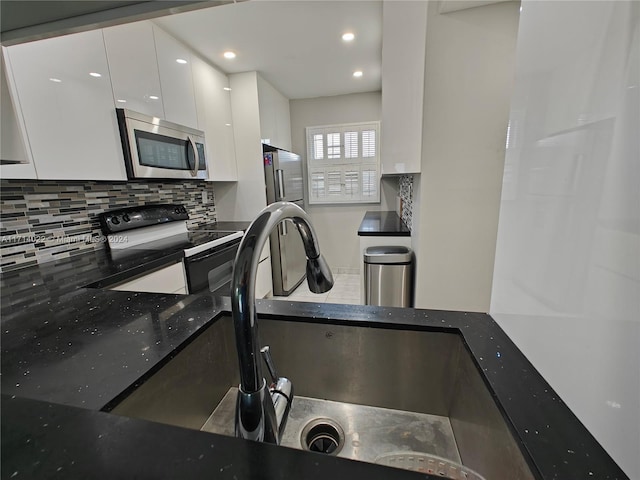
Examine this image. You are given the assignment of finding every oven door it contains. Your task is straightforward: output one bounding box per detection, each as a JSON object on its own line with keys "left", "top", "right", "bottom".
{"left": 184, "top": 239, "right": 240, "bottom": 295}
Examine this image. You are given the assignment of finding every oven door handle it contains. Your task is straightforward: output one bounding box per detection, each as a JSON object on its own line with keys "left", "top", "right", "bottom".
{"left": 186, "top": 241, "right": 239, "bottom": 264}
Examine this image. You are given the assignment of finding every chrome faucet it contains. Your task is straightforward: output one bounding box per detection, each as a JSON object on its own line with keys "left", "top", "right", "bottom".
{"left": 231, "top": 201, "right": 334, "bottom": 444}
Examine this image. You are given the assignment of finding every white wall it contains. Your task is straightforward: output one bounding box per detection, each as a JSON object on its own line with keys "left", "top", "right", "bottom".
{"left": 289, "top": 91, "right": 396, "bottom": 273}
{"left": 491, "top": 2, "right": 639, "bottom": 478}
{"left": 413, "top": 1, "right": 520, "bottom": 311}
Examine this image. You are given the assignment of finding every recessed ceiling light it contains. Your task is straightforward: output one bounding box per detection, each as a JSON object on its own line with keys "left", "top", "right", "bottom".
{"left": 49, "top": 78, "right": 62, "bottom": 83}
{"left": 353, "top": 70, "right": 363, "bottom": 78}
{"left": 223, "top": 87, "right": 232, "bottom": 91}
{"left": 225, "top": 123, "right": 231, "bottom": 127}
{"left": 89, "top": 72, "right": 102, "bottom": 78}
{"left": 176, "top": 58, "right": 188, "bottom": 64}
{"left": 149, "top": 95, "right": 159, "bottom": 100}
{"left": 116, "top": 99, "right": 127, "bottom": 103}
{"left": 342, "top": 32, "right": 355, "bottom": 42}
{"left": 223, "top": 51, "right": 236, "bottom": 59}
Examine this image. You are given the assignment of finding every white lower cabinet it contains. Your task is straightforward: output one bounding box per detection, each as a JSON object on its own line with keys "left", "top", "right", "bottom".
{"left": 256, "top": 256, "right": 273, "bottom": 299}
{"left": 255, "top": 241, "right": 273, "bottom": 298}
{"left": 110, "top": 262, "right": 187, "bottom": 295}
{"left": 5, "top": 30, "right": 127, "bottom": 181}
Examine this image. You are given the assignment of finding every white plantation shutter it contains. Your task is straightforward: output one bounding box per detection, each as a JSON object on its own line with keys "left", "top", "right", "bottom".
{"left": 305, "top": 122, "right": 380, "bottom": 204}
{"left": 313, "top": 134, "right": 324, "bottom": 160}
{"left": 344, "top": 131, "right": 358, "bottom": 158}
{"left": 362, "top": 130, "right": 376, "bottom": 157}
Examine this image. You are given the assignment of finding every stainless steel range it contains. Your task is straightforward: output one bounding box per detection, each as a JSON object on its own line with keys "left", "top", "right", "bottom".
{"left": 99, "top": 204, "right": 243, "bottom": 295}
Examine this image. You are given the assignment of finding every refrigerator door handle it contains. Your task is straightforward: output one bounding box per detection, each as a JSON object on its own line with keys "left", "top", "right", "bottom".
{"left": 276, "top": 169, "right": 286, "bottom": 200}
{"left": 279, "top": 219, "right": 288, "bottom": 236}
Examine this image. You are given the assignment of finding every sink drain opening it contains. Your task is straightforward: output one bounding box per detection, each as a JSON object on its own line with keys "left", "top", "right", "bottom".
{"left": 301, "top": 418, "right": 345, "bottom": 455}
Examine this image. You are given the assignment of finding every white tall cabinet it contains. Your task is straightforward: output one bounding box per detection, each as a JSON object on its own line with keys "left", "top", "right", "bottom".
{"left": 191, "top": 55, "right": 237, "bottom": 181}
{"left": 103, "top": 22, "right": 164, "bottom": 118}
{"left": 4, "top": 30, "right": 127, "bottom": 180}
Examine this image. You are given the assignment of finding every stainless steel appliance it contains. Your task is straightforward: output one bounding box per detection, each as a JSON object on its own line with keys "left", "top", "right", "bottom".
{"left": 116, "top": 108, "right": 208, "bottom": 180}
{"left": 100, "top": 204, "right": 242, "bottom": 295}
{"left": 263, "top": 144, "right": 306, "bottom": 296}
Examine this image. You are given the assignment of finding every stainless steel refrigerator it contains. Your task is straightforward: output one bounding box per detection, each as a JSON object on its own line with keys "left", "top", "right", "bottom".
{"left": 263, "top": 144, "right": 307, "bottom": 296}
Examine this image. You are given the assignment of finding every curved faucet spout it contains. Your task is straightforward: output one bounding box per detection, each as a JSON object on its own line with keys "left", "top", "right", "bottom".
{"left": 231, "top": 201, "right": 333, "bottom": 443}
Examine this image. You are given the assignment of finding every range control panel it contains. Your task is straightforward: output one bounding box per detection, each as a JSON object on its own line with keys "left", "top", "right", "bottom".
{"left": 99, "top": 204, "right": 189, "bottom": 234}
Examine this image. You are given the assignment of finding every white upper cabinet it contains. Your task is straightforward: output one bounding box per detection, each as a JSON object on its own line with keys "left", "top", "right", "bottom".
{"left": 152, "top": 25, "right": 198, "bottom": 128}
{"left": 103, "top": 22, "right": 164, "bottom": 119}
{"left": 191, "top": 55, "right": 237, "bottom": 181}
{"left": 256, "top": 74, "right": 292, "bottom": 151}
{"left": 5, "top": 30, "right": 127, "bottom": 180}
{"left": 1, "top": 49, "right": 36, "bottom": 179}
{"left": 380, "top": 0, "right": 427, "bottom": 175}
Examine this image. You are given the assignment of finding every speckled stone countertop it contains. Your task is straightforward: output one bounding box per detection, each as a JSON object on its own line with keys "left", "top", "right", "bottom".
{"left": 358, "top": 211, "right": 411, "bottom": 236}
{"left": 0, "top": 241, "right": 629, "bottom": 479}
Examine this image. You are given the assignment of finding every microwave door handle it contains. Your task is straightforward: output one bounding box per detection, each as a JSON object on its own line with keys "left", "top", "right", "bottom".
{"left": 187, "top": 135, "right": 199, "bottom": 177}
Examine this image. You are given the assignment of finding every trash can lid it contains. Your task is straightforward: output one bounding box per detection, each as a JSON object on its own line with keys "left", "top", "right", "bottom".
{"left": 364, "top": 246, "right": 413, "bottom": 264}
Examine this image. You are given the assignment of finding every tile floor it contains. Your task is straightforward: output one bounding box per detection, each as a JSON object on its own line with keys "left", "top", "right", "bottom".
{"left": 270, "top": 274, "right": 362, "bottom": 305}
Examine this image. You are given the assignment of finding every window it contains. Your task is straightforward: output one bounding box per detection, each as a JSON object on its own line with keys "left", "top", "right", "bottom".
{"left": 306, "top": 122, "right": 380, "bottom": 204}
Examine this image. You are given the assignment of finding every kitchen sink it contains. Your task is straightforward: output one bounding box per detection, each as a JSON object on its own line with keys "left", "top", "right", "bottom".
{"left": 109, "top": 315, "right": 535, "bottom": 479}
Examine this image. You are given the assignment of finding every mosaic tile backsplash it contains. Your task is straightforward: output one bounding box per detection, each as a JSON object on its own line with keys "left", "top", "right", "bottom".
{"left": 398, "top": 175, "right": 413, "bottom": 231}
{"left": 0, "top": 180, "right": 216, "bottom": 272}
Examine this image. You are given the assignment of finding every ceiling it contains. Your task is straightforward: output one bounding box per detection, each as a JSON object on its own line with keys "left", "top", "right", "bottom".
{"left": 154, "top": 1, "right": 383, "bottom": 100}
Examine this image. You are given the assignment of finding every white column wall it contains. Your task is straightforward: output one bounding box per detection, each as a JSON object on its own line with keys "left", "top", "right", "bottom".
{"left": 490, "top": 2, "right": 639, "bottom": 477}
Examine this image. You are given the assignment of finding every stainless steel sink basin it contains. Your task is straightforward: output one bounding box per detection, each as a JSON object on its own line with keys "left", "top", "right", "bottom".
{"left": 110, "top": 315, "right": 535, "bottom": 479}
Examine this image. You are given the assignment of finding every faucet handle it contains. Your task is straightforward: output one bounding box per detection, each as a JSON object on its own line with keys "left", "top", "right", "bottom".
{"left": 260, "top": 345, "right": 280, "bottom": 384}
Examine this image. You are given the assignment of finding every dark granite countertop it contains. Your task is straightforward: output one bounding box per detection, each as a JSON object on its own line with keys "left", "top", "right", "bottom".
{"left": 0, "top": 249, "right": 629, "bottom": 479}
{"left": 358, "top": 211, "right": 410, "bottom": 236}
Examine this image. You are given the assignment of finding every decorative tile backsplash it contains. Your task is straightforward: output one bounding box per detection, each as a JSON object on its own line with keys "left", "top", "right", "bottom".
{"left": 398, "top": 175, "right": 413, "bottom": 231}
{"left": 0, "top": 180, "right": 216, "bottom": 272}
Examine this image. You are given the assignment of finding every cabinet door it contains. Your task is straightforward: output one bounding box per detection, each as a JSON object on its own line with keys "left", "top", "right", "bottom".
{"left": 6, "top": 30, "right": 126, "bottom": 180}
{"left": 1, "top": 48, "right": 36, "bottom": 179}
{"left": 380, "top": 1, "right": 427, "bottom": 174}
{"left": 103, "top": 21, "right": 164, "bottom": 118}
{"left": 256, "top": 256, "right": 273, "bottom": 299}
{"left": 191, "top": 55, "right": 237, "bottom": 181}
{"left": 153, "top": 25, "right": 198, "bottom": 128}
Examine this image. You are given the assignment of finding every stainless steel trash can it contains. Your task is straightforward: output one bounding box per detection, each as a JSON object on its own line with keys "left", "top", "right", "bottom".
{"left": 364, "top": 246, "right": 413, "bottom": 307}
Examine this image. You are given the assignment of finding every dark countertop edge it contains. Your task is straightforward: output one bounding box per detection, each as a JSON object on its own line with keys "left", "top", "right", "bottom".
{"left": 357, "top": 211, "right": 411, "bottom": 237}
{"left": 0, "top": 393, "right": 440, "bottom": 480}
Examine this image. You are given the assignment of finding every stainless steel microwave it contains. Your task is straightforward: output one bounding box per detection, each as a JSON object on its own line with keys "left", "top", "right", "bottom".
{"left": 116, "top": 108, "right": 208, "bottom": 180}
